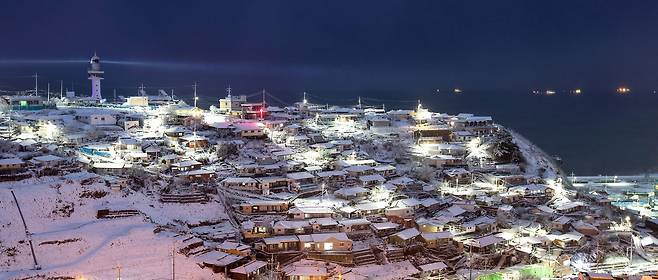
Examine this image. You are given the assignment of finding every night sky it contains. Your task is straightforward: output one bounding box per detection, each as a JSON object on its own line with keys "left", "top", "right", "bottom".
{"left": 1, "top": 1, "right": 658, "bottom": 94}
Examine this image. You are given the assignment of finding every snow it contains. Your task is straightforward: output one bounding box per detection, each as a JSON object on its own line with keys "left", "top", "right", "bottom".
{"left": 0, "top": 176, "right": 231, "bottom": 279}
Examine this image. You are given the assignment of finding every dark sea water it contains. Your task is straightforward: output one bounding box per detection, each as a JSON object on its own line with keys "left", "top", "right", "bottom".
{"left": 1, "top": 63, "right": 657, "bottom": 175}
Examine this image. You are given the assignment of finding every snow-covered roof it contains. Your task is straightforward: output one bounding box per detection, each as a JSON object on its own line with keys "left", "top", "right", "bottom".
{"left": 222, "top": 177, "right": 258, "bottom": 184}
{"left": 420, "top": 231, "right": 453, "bottom": 241}
{"left": 0, "top": 158, "right": 24, "bottom": 165}
{"left": 335, "top": 187, "right": 369, "bottom": 197}
{"left": 418, "top": 261, "right": 447, "bottom": 272}
{"left": 32, "top": 155, "right": 65, "bottom": 162}
{"left": 230, "top": 260, "right": 267, "bottom": 275}
{"left": 338, "top": 218, "right": 371, "bottom": 227}
{"left": 393, "top": 228, "right": 420, "bottom": 240}
{"left": 286, "top": 172, "right": 315, "bottom": 180}
{"left": 359, "top": 174, "right": 385, "bottom": 182}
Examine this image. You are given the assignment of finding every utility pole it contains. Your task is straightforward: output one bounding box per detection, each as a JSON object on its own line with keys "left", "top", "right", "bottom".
{"left": 172, "top": 242, "right": 176, "bottom": 280}
{"left": 114, "top": 263, "right": 121, "bottom": 280}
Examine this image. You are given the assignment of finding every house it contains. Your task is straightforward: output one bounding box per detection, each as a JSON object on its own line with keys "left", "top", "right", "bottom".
{"left": 388, "top": 228, "right": 420, "bottom": 246}
{"left": 257, "top": 176, "right": 289, "bottom": 193}
{"left": 572, "top": 221, "right": 600, "bottom": 236}
{"left": 418, "top": 261, "right": 448, "bottom": 276}
{"left": 286, "top": 172, "right": 317, "bottom": 193}
{"left": 508, "top": 184, "right": 554, "bottom": 197}
{"left": 299, "top": 233, "right": 352, "bottom": 252}
{"left": 385, "top": 207, "right": 415, "bottom": 220}
{"left": 230, "top": 260, "right": 268, "bottom": 280}
{"left": 0, "top": 158, "right": 27, "bottom": 180}
{"left": 76, "top": 112, "right": 117, "bottom": 126}
{"left": 462, "top": 216, "right": 497, "bottom": 234}
{"left": 337, "top": 218, "right": 371, "bottom": 233}
{"left": 334, "top": 187, "right": 370, "bottom": 200}
{"left": 352, "top": 201, "right": 388, "bottom": 217}
{"left": 180, "top": 134, "right": 209, "bottom": 150}
{"left": 170, "top": 160, "right": 202, "bottom": 173}
{"left": 237, "top": 200, "right": 289, "bottom": 215}
{"left": 310, "top": 218, "right": 339, "bottom": 233}
{"left": 373, "top": 165, "right": 396, "bottom": 178}
{"left": 221, "top": 177, "right": 265, "bottom": 194}
{"left": 289, "top": 207, "right": 334, "bottom": 220}
{"left": 465, "top": 235, "right": 506, "bottom": 254}
{"left": 218, "top": 241, "right": 251, "bottom": 256}
{"left": 387, "top": 110, "right": 414, "bottom": 121}
{"left": 548, "top": 232, "right": 585, "bottom": 248}
{"left": 282, "top": 260, "right": 330, "bottom": 280}
{"left": 551, "top": 216, "right": 572, "bottom": 232}
{"left": 286, "top": 135, "right": 311, "bottom": 147}
{"left": 451, "top": 131, "right": 476, "bottom": 142}
{"left": 413, "top": 125, "right": 452, "bottom": 142}
{"left": 370, "top": 222, "right": 400, "bottom": 237}
{"left": 31, "top": 154, "right": 67, "bottom": 168}
{"left": 416, "top": 216, "right": 459, "bottom": 233}
{"left": 92, "top": 162, "right": 132, "bottom": 176}
{"left": 196, "top": 251, "right": 247, "bottom": 274}
{"left": 366, "top": 117, "right": 391, "bottom": 129}
{"left": 358, "top": 174, "right": 386, "bottom": 187}
{"left": 235, "top": 122, "right": 266, "bottom": 138}
{"left": 419, "top": 232, "right": 453, "bottom": 249}
{"left": 345, "top": 165, "right": 374, "bottom": 177}
{"left": 316, "top": 171, "right": 347, "bottom": 186}
{"left": 256, "top": 235, "right": 300, "bottom": 253}
{"left": 274, "top": 220, "right": 314, "bottom": 235}
{"left": 178, "top": 169, "right": 216, "bottom": 182}
{"left": 241, "top": 220, "right": 273, "bottom": 239}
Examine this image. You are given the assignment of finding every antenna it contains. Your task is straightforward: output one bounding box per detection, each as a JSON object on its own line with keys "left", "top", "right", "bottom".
{"left": 383, "top": 104, "right": 386, "bottom": 111}
{"left": 193, "top": 82, "right": 198, "bottom": 108}
{"left": 47, "top": 83, "right": 50, "bottom": 102}
{"left": 226, "top": 85, "right": 232, "bottom": 98}
{"left": 138, "top": 83, "right": 146, "bottom": 96}
{"left": 303, "top": 92, "right": 307, "bottom": 104}
{"left": 358, "top": 96, "right": 362, "bottom": 109}
{"left": 32, "top": 73, "right": 39, "bottom": 96}
{"left": 113, "top": 88, "right": 117, "bottom": 102}
{"left": 60, "top": 80, "right": 63, "bottom": 99}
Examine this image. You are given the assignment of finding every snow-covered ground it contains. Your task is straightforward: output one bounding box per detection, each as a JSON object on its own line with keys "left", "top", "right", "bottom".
{"left": 0, "top": 175, "right": 229, "bottom": 279}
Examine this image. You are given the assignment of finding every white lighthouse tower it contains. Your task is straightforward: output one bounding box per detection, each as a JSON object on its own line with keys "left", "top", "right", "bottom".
{"left": 88, "top": 52, "right": 104, "bottom": 100}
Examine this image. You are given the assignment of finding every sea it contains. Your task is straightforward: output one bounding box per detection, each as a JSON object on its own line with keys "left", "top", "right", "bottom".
{"left": 1, "top": 63, "right": 657, "bottom": 176}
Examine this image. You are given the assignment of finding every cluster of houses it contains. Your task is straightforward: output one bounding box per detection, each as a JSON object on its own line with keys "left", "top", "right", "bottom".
{"left": 2, "top": 87, "right": 658, "bottom": 280}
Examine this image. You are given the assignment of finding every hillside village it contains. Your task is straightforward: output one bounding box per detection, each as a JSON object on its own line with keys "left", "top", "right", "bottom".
{"left": 2, "top": 56, "right": 658, "bottom": 280}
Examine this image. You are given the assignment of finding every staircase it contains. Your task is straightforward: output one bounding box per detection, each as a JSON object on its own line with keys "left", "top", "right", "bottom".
{"left": 353, "top": 248, "right": 378, "bottom": 266}
{"left": 160, "top": 192, "right": 209, "bottom": 203}
{"left": 386, "top": 246, "right": 405, "bottom": 263}
{"left": 96, "top": 209, "right": 141, "bottom": 219}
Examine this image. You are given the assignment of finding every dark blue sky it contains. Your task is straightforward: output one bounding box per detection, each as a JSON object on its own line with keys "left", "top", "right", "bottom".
{"left": 1, "top": 1, "right": 658, "bottom": 94}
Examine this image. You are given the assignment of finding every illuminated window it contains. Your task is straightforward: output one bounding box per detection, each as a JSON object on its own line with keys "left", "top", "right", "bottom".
{"left": 323, "top": 242, "right": 333, "bottom": 251}
{"left": 304, "top": 243, "right": 311, "bottom": 248}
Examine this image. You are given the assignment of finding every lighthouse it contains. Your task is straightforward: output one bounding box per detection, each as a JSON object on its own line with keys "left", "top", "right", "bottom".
{"left": 88, "top": 52, "right": 104, "bottom": 100}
